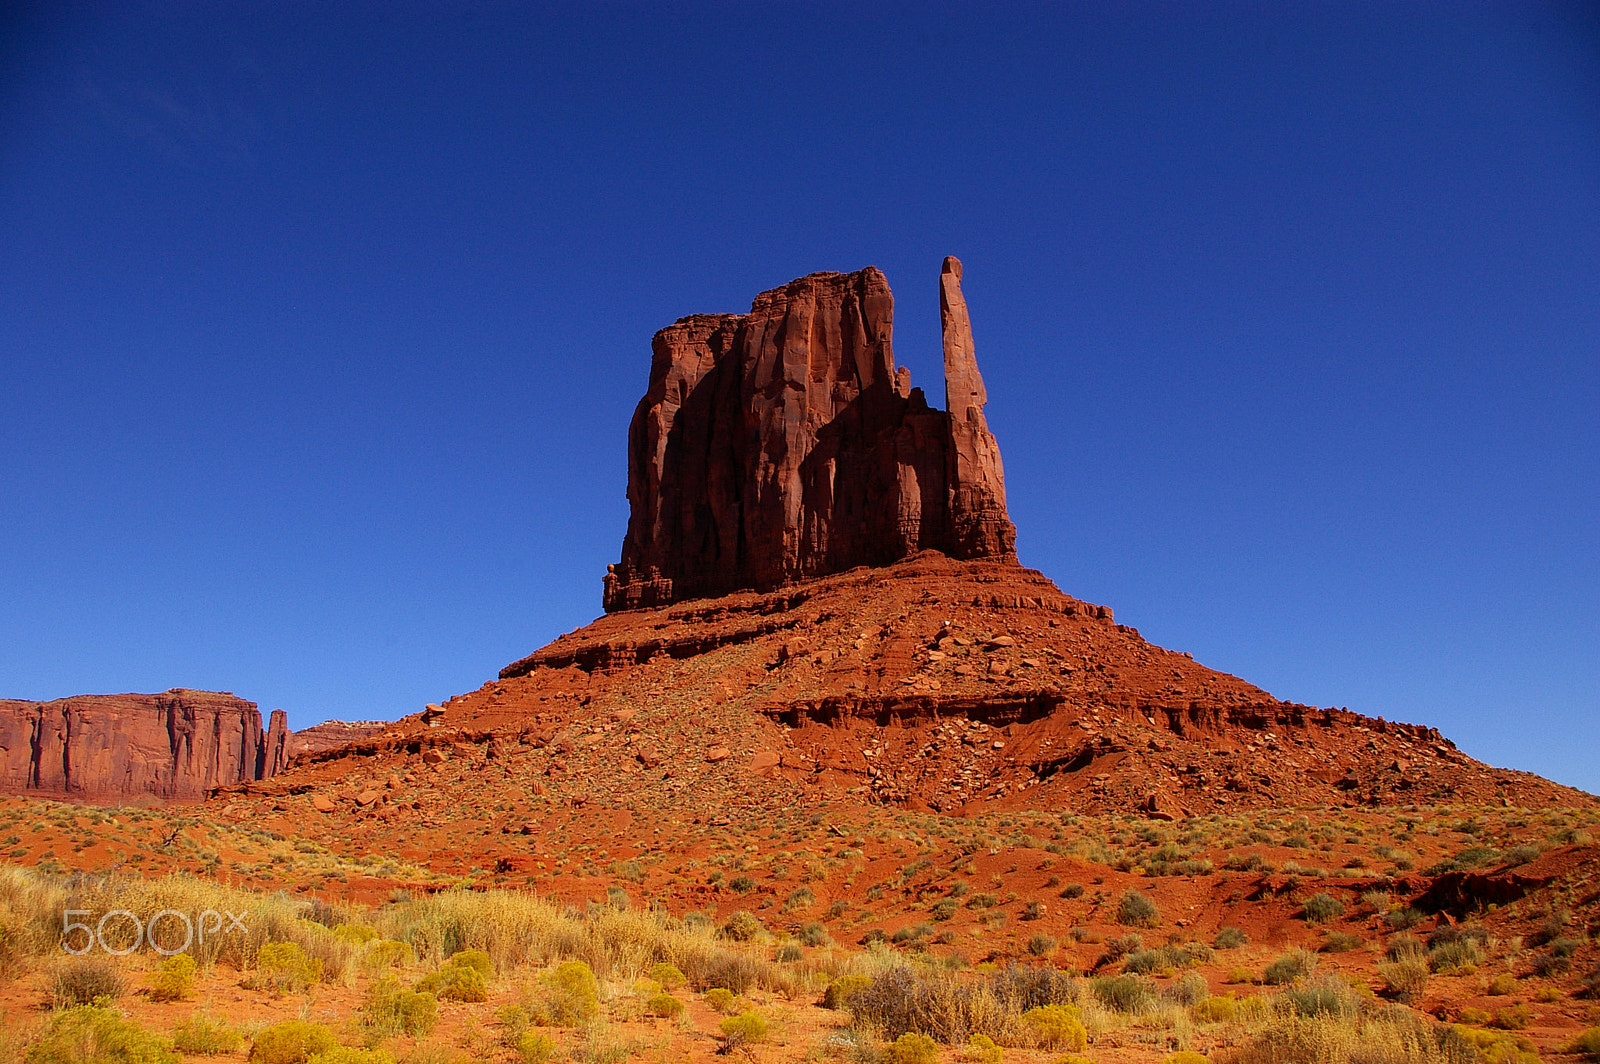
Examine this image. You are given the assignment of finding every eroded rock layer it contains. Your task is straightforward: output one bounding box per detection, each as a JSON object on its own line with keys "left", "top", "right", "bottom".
{"left": 0, "top": 690, "right": 289, "bottom": 800}
{"left": 603, "top": 258, "right": 1016, "bottom": 612}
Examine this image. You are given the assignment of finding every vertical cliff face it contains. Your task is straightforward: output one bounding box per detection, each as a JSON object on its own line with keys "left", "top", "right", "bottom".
{"left": 0, "top": 690, "right": 290, "bottom": 800}
{"left": 604, "top": 258, "right": 1017, "bottom": 612}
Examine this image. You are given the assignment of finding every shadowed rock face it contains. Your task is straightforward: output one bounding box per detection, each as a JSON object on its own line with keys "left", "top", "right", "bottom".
{"left": 604, "top": 258, "right": 1017, "bottom": 612}
{"left": 0, "top": 690, "right": 289, "bottom": 800}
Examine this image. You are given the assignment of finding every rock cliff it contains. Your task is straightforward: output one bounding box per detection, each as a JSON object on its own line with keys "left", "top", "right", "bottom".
{"left": 0, "top": 689, "right": 289, "bottom": 800}
{"left": 603, "top": 257, "right": 1016, "bottom": 612}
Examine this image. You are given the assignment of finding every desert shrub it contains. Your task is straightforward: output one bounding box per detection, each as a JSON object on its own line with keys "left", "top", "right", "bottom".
{"left": 704, "top": 988, "right": 740, "bottom": 1013}
{"left": 988, "top": 964, "right": 1078, "bottom": 1012}
{"left": 1021, "top": 901, "right": 1046, "bottom": 922}
{"left": 1503, "top": 845, "right": 1541, "bottom": 866}
{"left": 646, "top": 991, "right": 682, "bottom": 1018}
{"left": 1487, "top": 973, "right": 1518, "bottom": 995}
{"left": 150, "top": 954, "right": 197, "bottom": 1003}
{"left": 1458, "top": 1007, "right": 1492, "bottom": 1025}
{"left": 1301, "top": 893, "right": 1345, "bottom": 924}
{"left": 1279, "top": 976, "right": 1360, "bottom": 1018}
{"left": 1428, "top": 938, "right": 1483, "bottom": 974}
{"left": 1490, "top": 1005, "right": 1532, "bottom": 1031}
{"left": 648, "top": 961, "right": 684, "bottom": 989}
{"left": 1096, "top": 932, "right": 1143, "bottom": 968}
{"left": 1263, "top": 949, "right": 1318, "bottom": 986}
{"left": 304, "top": 1050, "right": 392, "bottom": 1064}
{"left": 1021, "top": 1004, "right": 1087, "bottom": 1050}
{"left": 823, "top": 975, "right": 873, "bottom": 1010}
{"left": 719, "top": 911, "right": 761, "bottom": 942}
{"left": 1385, "top": 907, "right": 1424, "bottom": 930}
{"left": 365, "top": 976, "right": 437, "bottom": 1037}
{"left": 1117, "top": 890, "right": 1160, "bottom": 928}
{"left": 1166, "top": 971, "right": 1211, "bottom": 1006}
{"left": 531, "top": 960, "right": 599, "bottom": 1025}
{"left": 171, "top": 1016, "right": 243, "bottom": 1056}
{"left": 24, "top": 1005, "right": 177, "bottom": 1064}
{"left": 718, "top": 1011, "right": 768, "bottom": 1048}
{"left": 1214, "top": 927, "right": 1248, "bottom": 950}
{"left": 1089, "top": 974, "right": 1155, "bottom": 1013}
{"left": 248, "top": 1020, "right": 337, "bottom": 1064}
{"left": 51, "top": 958, "right": 126, "bottom": 1007}
{"left": 253, "top": 942, "right": 321, "bottom": 996}
{"left": 885, "top": 1032, "right": 939, "bottom": 1064}
{"left": 1060, "top": 883, "right": 1085, "bottom": 899}
{"left": 1124, "top": 949, "right": 1167, "bottom": 975}
{"left": 332, "top": 924, "right": 376, "bottom": 945}
{"left": 961, "top": 1033, "right": 1003, "bottom": 1063}
{"left": 1359, "top": 890, "right": 1391, "bottom": 911}
{"left": 1568, "top": 1028, "right": 1600, "bottom": 1061}
{"left": 1027, "top": 934, "right": 1057, "bottom": 957}
{"left": 1167, "top": 1054, "right": 1209, "bottom": 1064}
{"left": 1386, "top": 934, "right": 1426, "bottom": 961}
{"left": 1321, "top": 932, "right": 1362, "bottom": 953}
{"left": 1457, "top": 1027, "right": 1539, "bottom": 1064}
{"left": 1377, "top": 958, "right": 1430, "bottom": 1002}
{"left": 799, "top": 921, "right": 831, "bottom": 948}
{"left": 496, "top": 1004, "right": 532, "bottom": 1046}
{"left": 515, "top": 1032, "right": 556, "bottom": 1064}
{"left": 364, "top": 940, "right": 413, "bottom": 970}
{"left": 414, "top": 950, "right": 490, "bottom": 1002}
{"left": 775, "top": 943, "right": 802, "bottom": 962}
{"left": 683, "top": 947, "right": 763, "bottom": 994}
{"left": 1195, "top": 994, "right": 1238, "bottom": 1023}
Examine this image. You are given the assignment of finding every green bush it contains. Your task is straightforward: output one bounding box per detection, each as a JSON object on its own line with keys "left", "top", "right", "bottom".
{"left": 704, "top": 987, "right": 739, "bottom": 1013}
{"left": 304, "top": 1050, "right": 393, "bottom": 1064}
{"left": 1487, "top": 973, "right": 1518, "bottom": 995}
{"left": 718, "top": 1011, "right": 767, "bottom": 1047}
{"left": 1567, "top": 1028, "right": 1600, "bottom": 1061}
{"left": 646, "top": 992, "right": 682, "bottom": 1018}
{"left": 1194, "top": 994, "right": 1237, "bottom": 1023}
{"left": 171, "top": 1016, "right": 242, "bottom": 1056}
{"left": 254, "top": 943, "right": 322, "bottom": 996}
{"left": 962, "top": 1033, "right": 1003, "bottom": 1063}
{"left": 1214, "top": 927, "right": 1248, "bottom": 950}
{"left": 648, "top": 962, "right": 685, "bottom": 990}
{"left": 51, "top": 959, "right": 126, "bottom": 1007}
{"left": 25, "top": 1005, "right": 178, "bottom": 1064}
{"left": 414, "top": 950, "right": 490, "bottom": 1003}
{"left": 1027, "top": 933, "right": 1057, "bottom": 957}
{"left": 247, "top": 1020, "right": 337, "bottom": 1064}
{"left": 1021, "top": 1004, "right": 1087, "bottom": 1050}
{"left": 885, "top": 1032, "right": 939, "bottom": 1064}
{"left": 530, "top": 960, "right": 599, "bottom": 1025}
{"left": 1117, "top": 890, "right": 1160, "bottom": 928}
{"left": 822, "top": 974, "right": 872, "bottom": 1010}
{"left": 514, "top": 1032, "right": 556, "bottom": 1064}
{"left": 150, "top": 954, "right": 197, "bottom": 1003}
{"left": 364, "top": 976, "right": 437, "bottom": 1037}
{"left": 1301, "top": 892, "right": 1345, "bottom": 924}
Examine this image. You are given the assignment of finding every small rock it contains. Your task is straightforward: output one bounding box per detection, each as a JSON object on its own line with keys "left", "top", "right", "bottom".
{"left": 748, "top": 751, "right": 780, "bottom": 774}
{"left": 356, "top": 790, "right": 381, "bottom": 807}
{"left": 706, "top": 747, "right": 732, "bottom": 763}
{"left": 421, "top": 750, "right": 445, "bottom": 766}
{"left": 636, "top": 746, "right": 663, "bottom": 768}
{"left": 386, "top": 775, "right": 402, "bottom": 790}
{"left": 311, "top": 794, "right": 336, "bottom": 813}
{"left": 991, "top": 741, "right": 1005, "bottom": 751}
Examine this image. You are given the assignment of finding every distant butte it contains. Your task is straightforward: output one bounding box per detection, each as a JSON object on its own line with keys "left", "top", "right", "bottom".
{"left": 604, "top": 256, "right": 1016, "bottom": 613}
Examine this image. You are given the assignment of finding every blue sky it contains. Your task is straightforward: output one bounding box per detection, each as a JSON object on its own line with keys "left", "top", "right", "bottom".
{"left": 2, "top": 4, "right": 1596, "bottom": 793}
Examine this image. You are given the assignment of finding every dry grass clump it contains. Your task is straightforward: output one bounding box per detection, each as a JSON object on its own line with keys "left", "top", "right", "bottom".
{"left": 1219, "top": 1006, "right": 1478, "bottom": 1064}
{"left": 50, "top": 957, "right": 126, "bottom": 1007}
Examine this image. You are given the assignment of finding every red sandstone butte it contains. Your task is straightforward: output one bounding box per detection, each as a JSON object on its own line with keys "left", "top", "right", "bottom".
{"left": 0, "top": 689, "right": 288, "bottom": 800}
{"left": 603, "top": 257, "right": 1016, "bottom": 612}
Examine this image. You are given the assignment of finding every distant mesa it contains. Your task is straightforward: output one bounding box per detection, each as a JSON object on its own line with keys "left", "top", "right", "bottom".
{"left": 604, "top": 256, "right": 1016, "bottom": 613}
{"left": 0, "top": 691, "right": 386, "bottom": 802}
